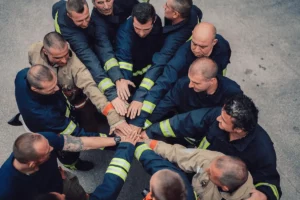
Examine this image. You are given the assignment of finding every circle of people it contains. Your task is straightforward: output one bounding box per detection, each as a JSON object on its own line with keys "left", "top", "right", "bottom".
{"left": 0, "top": 0, "right": 281, "bottom": 200}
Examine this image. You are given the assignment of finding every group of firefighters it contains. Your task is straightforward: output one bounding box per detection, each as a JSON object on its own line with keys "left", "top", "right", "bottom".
{"left": 0, "top": 0, "right": 282, "bottom": 200}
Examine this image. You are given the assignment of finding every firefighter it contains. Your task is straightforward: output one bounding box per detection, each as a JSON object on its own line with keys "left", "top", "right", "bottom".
{"left": 129, "top": 22, "right": 231, "bottom": 133}
{"left": 52, "top": 0, "right": 130, "bottom": 116}
{"left": 142, "top": 94, "right": 281, "bottom": 200}
{"left": 128, "top": 0, "right": 203, "bottom": 119}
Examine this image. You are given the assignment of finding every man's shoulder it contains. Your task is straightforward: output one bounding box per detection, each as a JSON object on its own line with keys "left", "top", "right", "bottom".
{"left": 218, "top": 76, "right": 242, "bottom": 92}
{"left": 38, "top": 132, "right": 65, "bottom": 150}
{"left": 215, "top": 34, "right": 231, "bottom": 52}
{"left": 52, "top": 0, "right": 66, "bottom": 19}
{"left": 15, "top": 68, "right": 29, "bottom": 85}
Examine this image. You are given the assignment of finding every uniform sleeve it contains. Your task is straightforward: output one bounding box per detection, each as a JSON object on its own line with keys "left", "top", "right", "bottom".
{"left": 134, "top": 142, "right": 196, "bottom": 200}
{"left": 92, "top": 14, "right": 124, "bottom": 83}
{"left": 58, "top": 26, "right": 117, "bottom": 101}
{"left": 145, "top": 108, "right": 212, "bottom": 139}
{"left": 115, "top": 20, "right": 134, "bottom": 81}
{"left": 89, "top": 142, "right": 135, "bottom": 200}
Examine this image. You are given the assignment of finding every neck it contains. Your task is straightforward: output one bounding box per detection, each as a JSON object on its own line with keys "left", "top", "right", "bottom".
{"left": 13, "top": 159, "right": 36, "bottom": 175}
{"left": 171, "top": 17, "right": 184, "bottom": 25}
{"left": 206, "top": 79, "right": 218, "bottom": 95}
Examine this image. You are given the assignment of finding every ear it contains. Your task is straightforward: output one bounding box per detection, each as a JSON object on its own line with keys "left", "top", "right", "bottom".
{"left": 173, "top": 11, "right": 179, "bottom": 19}
{"left": 153, "top": 15, "right": 157, "bottom": 24}
{"left": 28, "top": 161, "right": 36, "bottom": 169}
{"left": 212, "top": 39, "right": 218, "bottom": 47}
{"left": 31, "top": 86, "right": 39, "bottom": 92}
{"left": 221, "top": 185, "right": 229, "bottom": 192}
{"left": 42, "top": 48, "right": 48, "bottom": 55}
{"left": 67, "top": 12, "right": 71, "bottom": 19}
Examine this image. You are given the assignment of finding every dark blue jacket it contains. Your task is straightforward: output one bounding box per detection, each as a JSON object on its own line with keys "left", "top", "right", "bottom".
{"left": 90, "top": 142, "right": 135, "bottom": 200}
{"left": 115, "top": 15, "right": 163, "bottom": 86}
{"left": 134, "top": 143, "right": 196, "bottom": 200}
{"left": 146, "top": 107, "right": 281, "bottom": 200}
{"left": 15, "top": 68, "right": 97, "bottom": 137}
{"left": 147, "top": 75, "right": 242, "bottom": 125}
{"left": 133, "top": 5, "right": 203, "bottom": 102}
{"left": 131, "top": 35, "right": 231, "bottom": 127}
{"left": 52, "top": 0, "right": 118, "bottom": 101}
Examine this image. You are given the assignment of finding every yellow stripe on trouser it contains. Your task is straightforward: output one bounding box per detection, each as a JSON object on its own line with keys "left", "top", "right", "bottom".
{"left": 143, "top": 119, "right": 152, "bottom": 129}
{"left": 255, "top": 183, "right": 279, "bottom": 200}
{"left": 110, "top": 158, "right": 130, "bottom": 172}
{"left": 141, "top": 101, "right": 156, "bottom": 114}
{"left": 99, "top": 133, "right": 107, "bottom": 150}
{"left": 159, "top": 119, "right": 176, "bottom": 138}
{"left": 54, "top": 11, "right": 61, "bottom": 34}
{"left": 134, "top": 144, "right": 151, "bottom": 161}
{"left": 98, "top": 78, "right": 115, "bottom": 93}
{"left": 106, "top": 166, "right": 127, "bottom": 182}
{"left": 119, "top": 62, "right": 133, "bottom": 71}
{"left": 104, "top": 58, "right": 119, "bottom": 71}
{"left": 60, "top": 121, "right": 76, "bottom": 135}
{"left": 133, "top": 64, "right": 151, "bottom": 76}
{"left": 198, "top": 137, "right": 210, "bottom": 149}
{"left": 140, "top": 77, "right": 154, "bottom": 90}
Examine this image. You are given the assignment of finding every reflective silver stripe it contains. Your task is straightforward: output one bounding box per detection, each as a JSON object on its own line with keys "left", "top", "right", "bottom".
{"left": 134, "top": 144, "right": 151, "bottom": 160}
{"left": 104, "top": 58, "right": 119, "bottom": 71}
{"left": 110, "top": 158, "right": 130, "bottom": 172}
{"left": 98, "top": 78, "right": 115, "bottom": 93}
{"left": 60, "top": 121, "right": 76, "bottom": 135}
{"left": 143, "top": 119, "right": 152, "bottom": 129}
{"left": 133, "top": 64, "right": 151, "bottom": 76}
{"left": 140, "top": 78, "right": 154, "bottom": 90}
{"left": 106, "top": 166, "right": 127, "bottom": 181}
{"left": 159, "top": 119, "right": 176, "bottom": 137}
{"left": 141, "top": 101, "right": 156, "bottom": 114}
{"left": 119, "top": 62, "right": 133, "bottom": 71}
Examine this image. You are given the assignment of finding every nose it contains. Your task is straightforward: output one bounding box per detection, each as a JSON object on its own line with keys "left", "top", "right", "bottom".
{"left": 188, "top": 81, "right": 193, "bottom": 88}
{"left": 61, "top": 57, "right": 67, "bottom": 65}
{"left": 216, "top": 115, "right": 221, "bottom": 122}
{"left": 54, "top": 85, "right": 60, "bottom": 92}
{"left": 104, "top": 2, "right": 108, "bottom": 8}
{"left": 139, "top": 31, "right": 145, "bottom": 38}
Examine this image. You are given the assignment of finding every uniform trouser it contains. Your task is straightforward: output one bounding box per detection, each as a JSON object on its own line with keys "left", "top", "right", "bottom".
{"left": 62, "top": 169, "right": 87, "bottom": 200}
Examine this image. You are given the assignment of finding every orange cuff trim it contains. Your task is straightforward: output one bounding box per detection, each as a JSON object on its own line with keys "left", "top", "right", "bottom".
{"left": 102, "top": 103, "right": 114, "bottom": 116}
{"left": 149, "top": 140, "right": 158, "bottom": 150}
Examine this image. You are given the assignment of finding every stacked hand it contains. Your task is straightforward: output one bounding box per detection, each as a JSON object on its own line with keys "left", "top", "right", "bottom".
{"left": 112, "top": 121, "right": 132, "bottom": 136}
{"left": 121, "top": 131, "right": 140, "bottom": 146}
{"left": 111, "top": 97, "right": 128, "bottom": 116}
{"left": 127, "top": 101, "right": 143, "bottom": 119}
{"left": 116, "top": 79, "right": 136, "bottom": 101}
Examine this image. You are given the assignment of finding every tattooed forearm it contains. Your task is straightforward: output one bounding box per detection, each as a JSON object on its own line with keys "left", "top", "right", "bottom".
{"left": 63, "top": 135, "right": 85, "bottom": 152}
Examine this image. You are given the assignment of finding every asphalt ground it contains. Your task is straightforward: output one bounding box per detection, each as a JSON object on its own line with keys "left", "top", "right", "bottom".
{"left": 0, "top": 0, "right": 299, "bottom": 199}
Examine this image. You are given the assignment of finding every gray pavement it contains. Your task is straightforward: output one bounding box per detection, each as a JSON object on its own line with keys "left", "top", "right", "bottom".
{"left": 0, "top": 0, "right": 299, "bottom": 199}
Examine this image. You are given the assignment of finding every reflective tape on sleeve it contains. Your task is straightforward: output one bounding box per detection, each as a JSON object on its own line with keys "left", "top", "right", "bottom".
{"left": 54, "top": 11, "right": 61, "bottom": 34}
{"left": 65, "top": 106, "right": 70, "bottom": 118}
{"left": 106, "top": 166, "right": 127, "bottom": 182}
{"left": 143, "top": 119, "right": 152, "bottom": 129}
{"left": 197, "top": 137, "right": 210, "bottom": 149}
{"left": 110, "top": 158, "right": 130, "bottom": 172}
{"left": 159, "top": 119, "right": 176, "bottom": 138}
{"left": 98, "top": 78, "right": 115, "bottom": 93}
{"left": 104, "top": 58, "right": 119, "bottom": 71}
{"left": 99, "top": 133, "right": 107, "bottom": 137}
{"left": 134, "top": 144, "right": 151, "bottom": 161}
{"left": 255, "top": 183, "right": 279, "bottom": 200}
{"left": 141, "top": 101, "right": 156, "bottom": 114}
{"left": 222, "top": 68, "right": 227, "bottom": 76}
{"left": 140, "top": 78, "right": 154, "bottom": 91}
{"left": 60, "top": 121, "right": 76, "bottom": 135}
{"left": 119, "top": 62, "right": 133, "bottom": 71}
{"left": 133, "top": 64, "right": 151, "bottom": 76}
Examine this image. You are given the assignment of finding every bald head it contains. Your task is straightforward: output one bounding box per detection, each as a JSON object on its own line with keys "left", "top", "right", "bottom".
{"left": 43, "top": 32, "right": 67, "bottom": 51}
{"left": 27, "top": 65, "right": 54, "bottom": 89}
{"left": 193, "top": 22, "right": 216, "bottom": 41}
{"left": 189, "top": 57, "right": 218, "bottom": 79}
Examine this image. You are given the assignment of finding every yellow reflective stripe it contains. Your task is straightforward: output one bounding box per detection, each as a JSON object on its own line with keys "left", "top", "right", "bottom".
{"left": 138, "top": 0, "right": 149, "bottom": 3}
{"left": 222, "top": 68, "right": 227, "bottom": 76}
{"left": 194, "top": 191, "right": 198, "bottom": 199}
{"left": 140, "top": 77, "right": 154, "bottom": 90}
{"left": 106, "top": 166, "right": 127, "bottom": 182}
{"left": 198, "top": 137, "right": 210, "bottom": 149}
{"left": 119, "top": 62, "right": 133, "bottom": 71}
{"left": 54, "top": 11, "right": 61, "bottom": 34}
{"left": 255, "top": 183, "right": 279, "bottom": 200}
{"left": 98, "top": 78, "right": 115, "bottom": 93}
{"left": 159, "top": 119, "right": 176, "bottom": 138}
{"left": 110, "top": 158, "right": 130, "bottom": 172}
{"left": 60, "top": 121, "right": 76, "bottom": 135}
{"left": 143, "top": 119, "right": 152, "bottom": 129}
{"left": 65, "top": 106, "right": 70, "bottom": 117}
{"left": 104, "top": 58, "right": 119, "bottom": 71}
{"left": 134, "top": 144, "right": 151, "bottom": 161}
{"left": 141, "top": 101, "right": 156, "bottom": 114}
{"left": 133, "top": 64, "right": 151, "bottom": 76}
{"left": 99, "top": 133, "right": 107, "bottom": 137}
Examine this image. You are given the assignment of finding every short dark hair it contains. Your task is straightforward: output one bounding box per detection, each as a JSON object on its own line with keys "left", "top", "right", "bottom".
{"left": 13, "top": 133, "right": 43, "bottom": 164}
{"left": 215, "top": 156, "right": 248, "bottom": 191}
{"left": 43, "top": 32, "right": 67, "bottom": 51}
{"left": 189, "top": 57, "right": 218, "bottom": 79}
{"left": 132, "top": 3, "right": 156, "bottom": 24}
{"left": 27, "top": 64, "right": 54, "bottom": 89}
{"left": 223, "top": 94, "right": 259, "bottom": 133}
{"left": 171, "top": 0, "right": 192, "bottom": 18}
{"left": 34, "top": 193, "right": 60, "bottom": 200}
{"left": 152, "top": 169, "right": 187, "bottom": 200}
{"left": 66, "top": 0, "right": 88, "bottom": 14}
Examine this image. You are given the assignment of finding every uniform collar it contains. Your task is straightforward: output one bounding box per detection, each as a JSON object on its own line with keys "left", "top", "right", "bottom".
{"left": 163, "top": 18, "right": 188, "bottom": 34}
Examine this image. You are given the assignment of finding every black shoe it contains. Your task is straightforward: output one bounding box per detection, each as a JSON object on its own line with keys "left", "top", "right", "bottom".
{"left": 64, "top": 159, "right": 94, "bottom": 171}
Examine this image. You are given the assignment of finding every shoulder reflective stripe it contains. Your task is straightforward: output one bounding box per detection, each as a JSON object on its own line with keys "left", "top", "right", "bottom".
{"left": 140, "top": 77, "right": 154, "bottom": 90}
{"left": 65, "top": 106, "right": 70, "bottom": 117}
{"left": 198, "top": 137, "right": 210, "bottom": 149}
{"left": 141, "top": 101, "right": 156, "bottom": 114}
{"left": 98, "top": 78, "right": 115, "bottom": 93}
{"left": 184, "top": 137, "right": 196, "bottom": 145}
{"left": 143, "top": 119, "right": 152, "bottom": 129}
{"left": 110, "top": 158, "right": 130, "bottom": 172}
{"left": 222, "top": 68, "right": 227, "bottom": 76}
{"left": 99, "top": 133, "right": 107, "bottom": 137}
{"left": 133, "top": 64, "right": 151, "bottom": 76}
{"left": 54, "top": 11, "right": 61, "bottom": 34}
{"left": 159, "top": 119, "right": 176, "bottom": 138}
{"left": 106, "top": 166, "right": 127, "bottom": 182}
{"left": 255, "top": 183, "right": 279, "bottom": 200}
{"left": 134, "top": 144, "right": 151, "bottom": 161}
{"left": 61, "top": 120, "right": 76, "bottom": 135}
{"left": 119, "top": 62, "right": 133, "bottom": 71}
{"left": 104, "top": 58, "right": 119, "bottom": 71}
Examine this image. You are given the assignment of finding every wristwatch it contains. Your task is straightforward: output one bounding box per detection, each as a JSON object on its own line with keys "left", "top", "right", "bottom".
{"left": 114, "top": 136, "right": 121, "bottom": 145}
